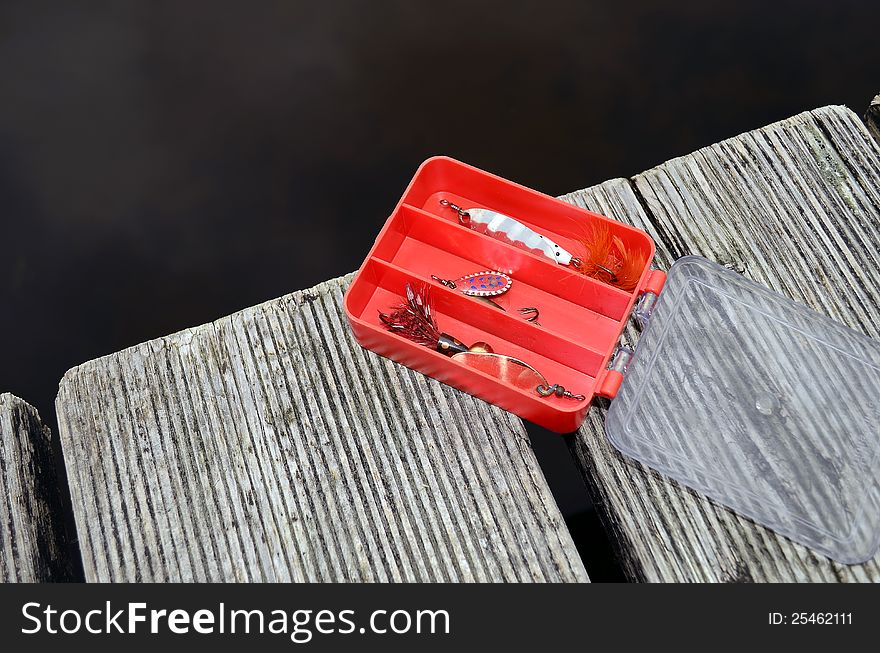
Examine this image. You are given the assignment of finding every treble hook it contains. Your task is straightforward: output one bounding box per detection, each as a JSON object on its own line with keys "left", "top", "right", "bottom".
{"left": 595, "top": 263, "right": 619, "bottom": 284}
{"left": 518, "top": 307, "right": 540, "bottom": 324}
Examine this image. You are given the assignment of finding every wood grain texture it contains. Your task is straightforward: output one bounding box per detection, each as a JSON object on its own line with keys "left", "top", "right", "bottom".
{"left": 56, "top": 276, "right": 588, "bottom": 582}
{"left": 562, "top": 105, "right": 880, "bottom": 581}
{"left": 866, "top": 94, "right": 880, "bottom": 144}
{"left": 0, "top": 393, "right": 73, "bottom": 582}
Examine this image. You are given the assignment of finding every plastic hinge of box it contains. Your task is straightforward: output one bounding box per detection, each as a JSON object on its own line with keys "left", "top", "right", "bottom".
{"left": 634, "top": 268, "right": 667, "bottom": 327}
{"left": 597, "top": 268, "right": 667, "bottom": 399}
{"left": 642, "top": 268, "right": 667, "bottom": 295}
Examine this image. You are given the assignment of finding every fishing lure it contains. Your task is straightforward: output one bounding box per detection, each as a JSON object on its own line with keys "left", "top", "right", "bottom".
{"left": 430, "top": 271, "right": 541, "bottom": 324}
{"left": 440, "top": 199, "right": 580, "bottom": 266}
{"left": 439, "top": 199, "right": 645, "bottom": 292}
{"left": 379, "top": 284, "right": 583, "bottom": 401}
{"left": 430, "top": 271, "right": 512, "bottom": 298}
{"left": 575, "top": 221, "right": 645, "bottom": 292}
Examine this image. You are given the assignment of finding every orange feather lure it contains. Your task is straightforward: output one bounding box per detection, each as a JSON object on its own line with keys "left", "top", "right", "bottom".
{"left": 576, "top": 222, "right": 646, "bottom": 292}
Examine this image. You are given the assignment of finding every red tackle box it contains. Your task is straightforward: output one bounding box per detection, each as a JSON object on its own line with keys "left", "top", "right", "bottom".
{"left": 343, "top": 156, "right": 663, "bottom": 433}
{"left": 343, "top": 156, "right": 880, "bottom": 564}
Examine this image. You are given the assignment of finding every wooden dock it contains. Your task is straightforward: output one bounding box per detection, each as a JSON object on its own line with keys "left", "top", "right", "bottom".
{"left": 3, "top": 100, "right": 880, "bottom": 582}
{"left": 0, "top": 394, "right": 72, "bottom": 581}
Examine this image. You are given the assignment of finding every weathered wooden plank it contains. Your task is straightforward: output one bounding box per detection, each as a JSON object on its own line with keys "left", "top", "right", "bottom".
{"left": 0, "top": 393, "right": 73, "bottom": 582}
{"left": 56, "top": 276, "right": 588, "bottom": 582}
{"left": 563, "top": 105, "right": 880, "bottom": 581}
{"left": 866, "top": 94, "right": 880, "bottom": 144}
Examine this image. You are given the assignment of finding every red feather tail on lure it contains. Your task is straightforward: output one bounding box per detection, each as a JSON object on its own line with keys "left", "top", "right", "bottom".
{"left": 378, "top": 283, "right": 440, "bottom": 348}
{"left": 379, "top": 284, "right": 471, "bottom": 356}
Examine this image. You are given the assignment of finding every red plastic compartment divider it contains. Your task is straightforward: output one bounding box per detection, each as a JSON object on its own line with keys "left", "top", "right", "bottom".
{"left": 344, "top": 156, "right": 655, "bottom": 433}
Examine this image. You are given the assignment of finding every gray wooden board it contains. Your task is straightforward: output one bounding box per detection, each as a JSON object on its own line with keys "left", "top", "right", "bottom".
{"left": 561, "top": 105, "right": 880, "bottom": 582}
{"left": 56, "top": 277, "right": 588, "bottom": 582}
{"left": 0, "top": 393, "right": 72, "bottom": 582}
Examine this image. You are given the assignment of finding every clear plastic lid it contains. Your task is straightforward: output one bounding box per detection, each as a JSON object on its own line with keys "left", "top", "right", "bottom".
{"left": 606, "top": 256, "right": 880, "bottom": 564}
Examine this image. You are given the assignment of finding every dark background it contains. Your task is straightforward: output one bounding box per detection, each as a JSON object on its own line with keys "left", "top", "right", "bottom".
{"left": 2, "top": 0, "right": 878, "bottom": 580}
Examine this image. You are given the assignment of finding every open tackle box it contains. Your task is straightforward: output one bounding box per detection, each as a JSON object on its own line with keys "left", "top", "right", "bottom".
{"left": 344, "top": 156, "right": 880, "bottom": 564}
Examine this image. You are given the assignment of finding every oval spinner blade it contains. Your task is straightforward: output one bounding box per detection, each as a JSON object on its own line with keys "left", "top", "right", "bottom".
{"left": 458, "top": 271, "right": 513, "bottom": 297}
{"left": 452, "top": 351, "right": 547, "bottom": 392}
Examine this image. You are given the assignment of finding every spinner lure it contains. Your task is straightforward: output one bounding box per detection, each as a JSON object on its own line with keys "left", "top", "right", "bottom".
{"left": 430, "top": 270, "right": 539, "bottom": 323}
{"left": 379, "top": 284, "right": 583, "bottom": 401}
{"left": 430, "top": 271, "right": 512, "bottom": 297}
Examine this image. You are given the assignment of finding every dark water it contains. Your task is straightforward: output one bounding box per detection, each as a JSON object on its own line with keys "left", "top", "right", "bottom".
{"left": 2, "top": 0, "right": 878, "bottom": 580}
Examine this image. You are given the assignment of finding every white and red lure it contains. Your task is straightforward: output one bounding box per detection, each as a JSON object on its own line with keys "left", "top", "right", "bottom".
{"left": 439, "top": 199, "right": 582, "bottom": 268}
